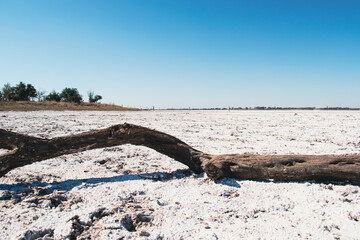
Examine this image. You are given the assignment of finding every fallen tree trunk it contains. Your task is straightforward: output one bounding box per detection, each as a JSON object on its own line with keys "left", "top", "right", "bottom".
{"left": 1, "top": 123, "right": 359, "bottom": 182}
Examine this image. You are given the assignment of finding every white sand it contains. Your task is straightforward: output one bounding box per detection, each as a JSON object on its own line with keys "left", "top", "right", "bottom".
{"left": 0, "top": 110, "right": 359, "bottom": 239}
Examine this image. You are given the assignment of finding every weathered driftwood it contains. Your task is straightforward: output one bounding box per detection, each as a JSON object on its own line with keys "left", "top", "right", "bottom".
{"left": 1, "top": 123, "right": 359, "bottom": 182}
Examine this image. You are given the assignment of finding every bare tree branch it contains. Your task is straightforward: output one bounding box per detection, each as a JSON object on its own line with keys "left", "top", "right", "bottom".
{"left": 1, "top": 124, "right": 359, "bottom": 182}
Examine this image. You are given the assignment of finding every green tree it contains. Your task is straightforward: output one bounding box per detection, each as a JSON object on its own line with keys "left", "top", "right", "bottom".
{"left": 0, "top": 90, "right": 3, "bottom": 101}
{"left": 9, "top": 82, "right": 38, "bottom": 101}
{"left": 45, "top": 90, "right": 61, "bottom": 102}
{"left": 2, "top": 83, "right": 15, "bottom": 101}
{"left": 60, "top": 88, "right": 83, "bottom": 103}
{"left": 13, "top": 82, "right": 27, "bottom": 101}
{"left": 88, "top": 90, "right": 102, "bottom": 103}
{"left": 26, "top": 83, "right": 37, "bottom": 101}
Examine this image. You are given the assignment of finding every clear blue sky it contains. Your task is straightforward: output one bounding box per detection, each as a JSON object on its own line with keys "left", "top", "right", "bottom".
{"left": 1, "top": 0, "right": 359, "bottom": 108}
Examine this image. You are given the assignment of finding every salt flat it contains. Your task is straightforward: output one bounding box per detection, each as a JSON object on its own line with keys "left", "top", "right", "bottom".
{"left": 0, "top": 110, "right": 359, "bottom": 239}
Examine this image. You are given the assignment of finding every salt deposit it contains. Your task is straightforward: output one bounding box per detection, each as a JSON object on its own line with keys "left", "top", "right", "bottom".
{"left": 0, "top": 110, "right": 359, "bottom": 239}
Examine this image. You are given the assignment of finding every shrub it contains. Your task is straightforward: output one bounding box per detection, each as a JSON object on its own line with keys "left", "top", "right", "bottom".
{"left": 88, "top": 91, "right": 102, "bottom": 103}
{"left": 60, "top": 88, "right": 83, "bottom": 103}
{"left": 45, "top": 90, "right": 61, "bottom": 102}
{"left": 2, "top": 83, "right": 15, "bottom": 101}
{"left": 1, "top": 82, "right": 37, "bottom": 101}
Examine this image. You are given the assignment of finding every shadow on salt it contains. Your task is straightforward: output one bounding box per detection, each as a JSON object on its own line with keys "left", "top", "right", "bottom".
{"left": 215, "top": 177, "right": 241, "bottom": 188}
{"left": 0, "top": 169, "right": 194, "bottom": 196}
{"left": 2, "top": 172, "right": 359, "bottom": 198}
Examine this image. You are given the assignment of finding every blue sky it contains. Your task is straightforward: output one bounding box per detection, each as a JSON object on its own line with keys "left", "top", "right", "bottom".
{"left": 1, "top": 0, "right": 359, "bottom": 108}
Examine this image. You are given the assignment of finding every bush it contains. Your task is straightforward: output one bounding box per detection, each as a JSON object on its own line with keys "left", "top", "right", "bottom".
{"left": 25, "top": 83, "right": 37, "bottom": 101}
{"left": 88, "top": 91, "right": 102, "bottom": 103}
{"left": 13, "top": 82, "right": 27, "bottom": 101}
{"left": 60, "top": 88, "right": 83, "bottom": 103}
{"left": 2, "top": 83, "right": 15, "bottom": 101}
{"left": 1, "top": 82, "right": 37, "bottom": 101}
{"left": 16, "top": 82, "right": 37, "bottom": 101}
{"left": 92, "top": 95, "right": 102, "bottom": 103}
{"left": 1, "top": 82, "right": 102, "bottom": 105}
{"left": 45, "top": 90, "right": 61, "bottom": 102}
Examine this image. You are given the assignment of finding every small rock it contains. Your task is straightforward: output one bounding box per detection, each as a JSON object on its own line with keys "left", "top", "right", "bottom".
{"left": 349, "top": 212, "right": 360, "bottom": 222}
{"left": 89, "top": 207, "right": 113, "bottom": 221}
{"left": 49, "top": 194, "right": 67, "bottom": 207}
{"left": 0, "top": 190, "right": 11, "bottom": 200}
{"left": 139, "top": 231, "right": 150, "bottom": 237}
{"left": 96, "top": 159, "right": 107, "bottom": 165}
{"left": 342, "top": 198, "right": 353, "bottom": 203}
{"left": 67, "top": 215, "right": 89, "bottom": 239}
{"left": 34, "top": 187, "right": 49, "bottom": 196}
{"left": 323, "top": 224, "right": 340, "bottom": 232}
{"left": 41, "top": 200, "right": 53, "bottom": 209}
{"left": 123, "top": 170, "right": 132, "bottom": 175}
{"left": 219, "top": 189, "right": 239, "bottom": 198}
{"left": 121, "top": 214, "right": 136, "bottom": 232}
{"left": 342, "top": 187, "right": 358, "bottom": 196}
{"left": 23, "top": 197, "right": 38, "bottom": 203}
{"left": 29, "top": 203, "right": 37, "bottom": 208}
{"left": 21, "top": 229, "right": 54, "bottom": 240}
{"left": 156, "top": 200, "right": 168, "bottom": 206}
{"left": 135, "top": 213, "right": 153, "bottom": 224}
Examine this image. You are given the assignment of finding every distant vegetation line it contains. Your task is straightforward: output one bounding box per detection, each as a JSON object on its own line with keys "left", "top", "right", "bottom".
{"left": 2, "top": 82, "right": 358, "bottom": 111}
{"left": 0, "top": 81, "right": 102, "bottom": 104}
{"left": 162, "top": 107, "right": 360, "bottom": 111}
{"left": 0, "top": 101, "right": 139, "bottom": 111}
{"left": 0, "top": 81, "right": 141, "bottom": 111}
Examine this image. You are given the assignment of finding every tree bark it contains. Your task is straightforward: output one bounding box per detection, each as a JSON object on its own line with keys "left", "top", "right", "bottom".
{"left": 1, "top": 123, "right": 359, "bottom": 182}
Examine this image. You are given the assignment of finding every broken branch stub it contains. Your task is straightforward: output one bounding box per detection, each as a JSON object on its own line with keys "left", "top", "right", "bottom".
{"left": 1, "top": 124, "right": 360, "bottom": 182}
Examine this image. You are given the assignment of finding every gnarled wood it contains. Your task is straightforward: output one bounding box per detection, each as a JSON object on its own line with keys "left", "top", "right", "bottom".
{"left": 203, "top": 154, "right": 360, "bottom": 182}
{"left": 0, "top": 124, "right": 209, "bottom": 177}
{"left": 1, "top": 124, "right": 360, "bottom": 182}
